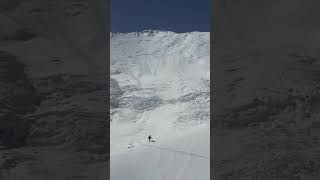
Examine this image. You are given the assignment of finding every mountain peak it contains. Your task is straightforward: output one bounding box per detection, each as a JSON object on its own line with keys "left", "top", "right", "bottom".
{"left": 110, "top": 30, "right": 208, "bottom": 38}
{"left": 110, "top": 30, "right": 172, "bottom": 37}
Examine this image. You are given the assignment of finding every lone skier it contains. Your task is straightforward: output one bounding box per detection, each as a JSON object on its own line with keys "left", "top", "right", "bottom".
{"left": 148, "top": 135, "right": 152, "bottom": 142}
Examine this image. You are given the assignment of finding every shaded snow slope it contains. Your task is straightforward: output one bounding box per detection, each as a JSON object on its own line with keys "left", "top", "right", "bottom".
{"left": 110, "top": 30, "right": 210, "bottom": 180}
{"left": 0, "top": 1, "right": 108, "bottom": 179}
{"left": 212, "top": 49, "right": 320, "bottom": 179}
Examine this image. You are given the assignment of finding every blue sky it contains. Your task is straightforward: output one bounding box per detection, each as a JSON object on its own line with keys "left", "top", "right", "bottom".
{"left": 110, "top": 0, "right": 210, "bottom": 33}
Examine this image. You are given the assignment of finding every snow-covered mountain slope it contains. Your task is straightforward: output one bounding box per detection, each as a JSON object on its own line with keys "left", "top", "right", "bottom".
{"left": 212, "top": 50, "right": 320, "bottom": 179}
{"left": 0, "top": 1, "right": 108, "bottom": 179}
{"left": 212, "top": 1, "right": 320, "bottom": 179}
{"left": 110, "top": 30, "right": 210, "bottom": 180}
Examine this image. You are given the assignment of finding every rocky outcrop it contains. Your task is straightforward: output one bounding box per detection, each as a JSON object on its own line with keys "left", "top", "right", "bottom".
{"left": 110, "top": 78, "right": 122, "bottom": 109}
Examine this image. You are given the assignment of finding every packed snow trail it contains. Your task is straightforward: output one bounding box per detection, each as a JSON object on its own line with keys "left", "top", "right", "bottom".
{"left": 140, "top": 144, "right": 209, "bottom": 160}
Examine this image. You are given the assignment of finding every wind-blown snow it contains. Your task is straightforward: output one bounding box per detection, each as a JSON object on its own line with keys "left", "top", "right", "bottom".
{"left": 110, "top": 30, "right": 210, "bottom": 180}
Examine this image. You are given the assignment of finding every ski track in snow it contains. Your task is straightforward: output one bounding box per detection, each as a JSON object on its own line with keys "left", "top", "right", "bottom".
{"left": 140, "top": 144, "right": 209, "bottom": 160}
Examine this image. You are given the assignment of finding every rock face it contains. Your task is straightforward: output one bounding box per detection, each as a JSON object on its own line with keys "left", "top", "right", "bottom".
{"left": 0, "top": 0, "right": 108, "bottom": 179}
{"left": 213, "top": 1, "right": 320, "bottom": 179}
{"left": 110, "top": 78, "right": 122, "bottom": 109}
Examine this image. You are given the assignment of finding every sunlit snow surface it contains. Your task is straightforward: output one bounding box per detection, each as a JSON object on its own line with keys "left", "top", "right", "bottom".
{"left": 110, "top": 30, "right": 210, "bottom": 180}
